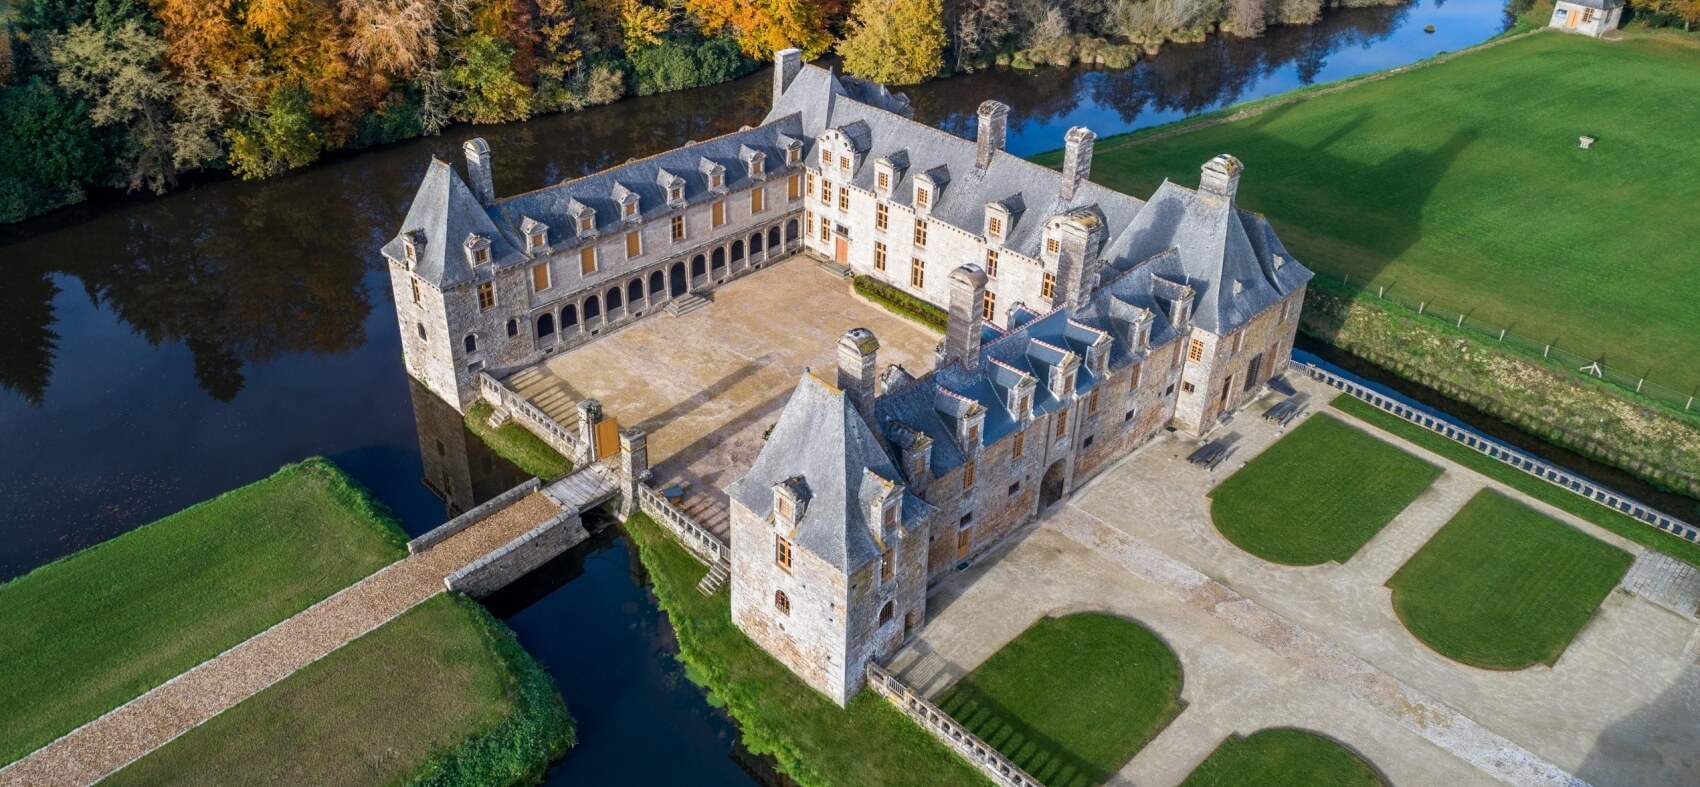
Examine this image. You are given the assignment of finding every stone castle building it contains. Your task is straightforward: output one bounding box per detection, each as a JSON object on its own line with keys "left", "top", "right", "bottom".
{"left": 386, "top": 49, "right": 1311, "bottom": 706}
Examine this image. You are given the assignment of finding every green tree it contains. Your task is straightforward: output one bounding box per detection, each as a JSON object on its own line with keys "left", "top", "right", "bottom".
{"left": 629, "top": 33, "right": 755, "bottom": 96}
{"left": 445, "top": 33, "right": 532, "bottom": 123}
{"left": 0, "top": 76, "right": 108, "bottom": 220}
{"left": 838, "top": 0, "right": 944, "bottom": 84}
{"left": 225, "top": 81, "right": 323, "bottom": 179}
{"left": 49, "top": 20, "right": 188, "bottom": 192}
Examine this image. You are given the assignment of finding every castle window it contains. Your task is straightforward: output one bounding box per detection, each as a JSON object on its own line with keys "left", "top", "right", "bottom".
{"left": 1056, "top": 407, "right": 1069, "bottom": 438}
{"left": 477, "top": 282, "right": 495, "bottom": 311}
{"left": 983, "top": 291, "right": 996, "bottom": 321}
{"left": 840, "top": 155, "right": 850, "bottom": 174}
{"left": 1125, "top": 407, "right": 1136, "bottom": 423}
{"left": 913, "top": 220, "right": 927, "bottom": 248}
{"left": 775, "top": 590, "right": 790, "bottom": 615}
{"left": 1008, "top": 481, "right": 1020, "bottom": 496}
{"left": 1045, "top": 237, "right": 1060, "bottom": 256}
{"left": 879, "top": 600, "right": 895, "bottom": 625}
{"left": 579, "top": 215, "right": 594, "bottom": 232}
{"left": 915, "top": 187, "right": 929, "bottom": 211}
{"left": 821, "top": 149, "right": 832, "bottom": 167}
{"left": 788, "top": 145, "right": 800, "bottom": 164}
{"left": 671, "top": 215, "right": 686, "bottom": 242}
{"left": 963, "top": 460, "right": 976, "bottom": 491}
{"left": 819, "top": 220, "right": 830, "bottom": 243}
{"left": 1041, "top": 273, "right": 1056, "bottom": 300}
{"left": 788, "top": 173, "right": 802, "bottom": 201}
{"left": 775, "top": 535, "right": 793, "bottom": 572}
{"left": 532, "top": 263, "right": 550, "bottom": 292}
{"left": 881, "top": 548, "right": 894, "bottom": 584}
{"left": 464, "top": 334, "right": 477, "bottom": 353}
{"left": 507, "top": 319, "right": 518, "bottom": 337}
{"left": 821, "top": 182, "right": 833, "bottom": 206}
{"left": 1015, "top": 393, "right": 1029, "bottom": 417}
{"left": 411, "top": 277, "right": 421, "bottom": 304}
{"left": 625, "top": 230, "right": 642, "bottom": 259}
{"left": 807, "top": 172, "right": 816, "bottom": 198}
{"left": 874, "top": 241, "right": 887, "bottom": 271}
{"left": 710, "top": 171, "right": 723, "bottom": 189}
{"left": 417, "top": 322, "right": 426, "bottom": 341}
{"left": 403, "top": 239, "right": 417, "bottom": 264}
{"left": 777, "top": 495, "right": 792, "bottom": 521}
{"left": 580, "top": 247, "right": 597, "bottom": 275}
{"left": 670, "top": 185, "right": 683, "bottom": 202}
{"left": 712, "top": 201, "right": 726, "bottom": 228}
{"left": 473, "top": 246, "right": 490, "bottom": 265}
{"left": 884, "top": 505, "right": 897, "bottom": 528}
{"left": 967, "top": 423, "right": 980, "bottom": 447}
{"left": 910, "top": 258, "right": 925, "bottom": 289}
{"left": 988, "top": 215, "right": 1002, "bottom": 239}
{"left": 875, "top": 204, "right": 888, "bottom": 231}
{"left": 623, "top": 201, "right": 638, "bottom": 218}
{"left": 750, "top": 157, "right": 763, "bottom": 175}
{"left": 1188, "top": 338, "right": 1205, "bottom": 362}
{"left": 985, "top": 249, "right": 998, "bottom": 278}
{"left": 877, "top": 171, "right": 889, "bottom": 192}
{"left": 1182, "top": 381, "right": 1196, "bottom": 394}
{"left": 751, "top": 187, "right": 765, "bottom": 213}
{"left": 530, "top": 232, "right": 546, "bottom": 250}
{"left": 837, "top": 188, "right": 849, "bottom": 212}
{"left": 1012, "top": 431, "right": 1024, "bottom": 458}
{"left": 1089, "top": 388, "right": 1100, "bottom": 413}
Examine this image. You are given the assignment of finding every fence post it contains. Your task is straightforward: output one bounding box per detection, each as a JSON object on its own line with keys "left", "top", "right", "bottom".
{"left": 1418, "top": 301, "right": 1426, "bottom": 315}
{"left": 1457, "top": 314, "right": 1464, "bottom": 328}
{"left": 1543, "top": 344, "right": 1550, "bottom": 358}
{"left": 1498, "top": 329, "right": 1505, "bottom": 341}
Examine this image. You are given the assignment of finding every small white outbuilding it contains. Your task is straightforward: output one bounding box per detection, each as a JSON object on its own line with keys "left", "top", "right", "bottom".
{"left": 1550, "top": 0, "right": 1624, "bottom": 37}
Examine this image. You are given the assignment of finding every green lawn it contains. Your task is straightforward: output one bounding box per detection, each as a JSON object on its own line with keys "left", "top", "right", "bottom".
{"left": 1051, "top": 32, "right": 1700, "bottom": 391}
{"left": 1388, "top": 489, "right": 1632, "bottom": 669}
{"left": 1181, "top": 728, "right": 1385, "bottom": 787}
{"left": 622, "top": 512, "right": 991, "bottom": 787}
{"left": 1209, "top": 414, "right": 1442, "bottom": 565}
{"left": 0, "top": 458, "right": 408, "bottom": 766}
{"left": 936, "top": 613, "right": 1186, "bottom": 787}
{"left": 466, "top": 400, "right": 574, "bottom": 479}
{"left": 1332, "top": 396, "right": 1700, "bottom": 568}
{"left": 106, "top": 593, "right": 573, "bottom": 786}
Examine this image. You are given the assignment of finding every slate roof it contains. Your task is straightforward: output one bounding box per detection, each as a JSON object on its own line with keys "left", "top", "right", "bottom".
{"left": 1101, "top": 180, "right": 1312, "bottom": 335}
{"left": 381, "top": 160, "right": 523, "bottom": 290}
{"left": 727, "top": 374, "right": 931, "bottom": 572}
{"left": 1561, "top": 0, "right": 1622, "bottom": 9}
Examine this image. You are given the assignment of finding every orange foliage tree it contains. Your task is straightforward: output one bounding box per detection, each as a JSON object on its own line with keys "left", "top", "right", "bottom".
{"left": 682, "top": 0, "right": 838, "bottom": 58}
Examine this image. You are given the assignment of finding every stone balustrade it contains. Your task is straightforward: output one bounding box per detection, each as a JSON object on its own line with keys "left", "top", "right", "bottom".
{"left": 636, "top": 483, "right": 729, "bottom": 568}
{"left": 865, "top": 663, "right": 1041, "bottom": 787}
{"left": 477, "top": 371, "right": 584, "bottom": 461}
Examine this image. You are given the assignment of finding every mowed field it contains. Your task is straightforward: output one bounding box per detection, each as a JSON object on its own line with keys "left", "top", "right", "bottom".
{"left": 1057, "top": 32, "right": 1700, "bottom": 390}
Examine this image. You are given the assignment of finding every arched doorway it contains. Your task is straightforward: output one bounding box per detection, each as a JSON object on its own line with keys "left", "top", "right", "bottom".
{"left": 784, "top": 219, "right": 798, "bottom": 242}
{"left": 561, "top": 304, "right": 578, "bottom": 329}
{"left": 1040, "top": 460, "right": 1068, "bottom": 509}
{"left": 628, "top": 278, "right": 643, "bottom": 305}
{"left": 768, "top": 227, "right": 781, "bottom": 249}
{"left": 731, "top": 239, "right": 745, "bottom": 263}
{"left": 536, "top": 313, "right": 555, "bottom": 337}
{"left": 691, "top": 254, "right": 706, "bottom": 277}
{"left": 669, "top": 262, "right": 687, "bottom": 296}
{"left": 648, "top": 270, "right": 664, "bottom": 300}
{"left": 607, "top": 286, "right": 623, "bottom": 312}
{"left": 711, "top": 247, "right": 726, "bottom": 272}
{"left": 750, "top": 231, "right": 764, "bottom": 255}
{"left": 584, "top": 295, "right": 601, "bottom": 321}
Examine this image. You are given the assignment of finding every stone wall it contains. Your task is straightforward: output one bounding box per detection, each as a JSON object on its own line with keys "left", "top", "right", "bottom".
{"left": 408, "top": 478, "right": 542, "bottom": 554}
{"left": 729, "top": 495, "right": 854, "bottom": 704}
{"left": 443, "top": 509, "right": 590, "bottom": 598}
{"left": 1173, "top": 287, "right": 1303, "bottom": 433}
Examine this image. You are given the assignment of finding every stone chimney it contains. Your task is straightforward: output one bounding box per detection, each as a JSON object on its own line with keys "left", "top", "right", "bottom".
{"left": 463, "top": 138, "right": 495, "bottom": 206}
{"left": 942, "top": 265, "right": 988, "bottom": 369}
{"left": 837, "top": 328, "right": 879, "bottom": 428}
{"left": 975, "top": 101, "right": 1009, "bottom": 170}
{"left": 1200, "top": 154, "right": 1242, "bottom": 202}
{"left": 1060, "top": 126, "right": 1095, "bottom": 202}
{"left": 774, "top": 48, "right": 803, "bottom": 107}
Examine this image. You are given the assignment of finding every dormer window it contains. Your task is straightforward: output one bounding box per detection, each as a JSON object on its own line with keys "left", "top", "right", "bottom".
{"left": 711, "top": 171, "right": 723, "bottom": 189}
{"left": 1045, "top": 237, "right": 1060, "bottom": 256}
{"left": 401, "top": 234, "right": 419, "bottom": 265}
{"left": 751, "top": 158, "right": 764, "bottom": 175}
{"left": 520, "top": 218, "right": 548, "bottom": 253}
{"left": 988, "top": 215, "right": 1002, "bottom": 238}
{"left": 777, "top": 495, "right": 793, "bottom": 521}
{"left": 821, "top": 149, "right": 832, "bottom": 167}
{"left": 915, "top": 187, "right": 930, "bottom": 211}
{"left": 787, "top": 144, "right": 801, "bottom": 164}
{"left": 463, "top": 233, "right": 492, "bottom": 267}
{"left": 529, "top": 232, "right": 546, "bottom": 249}
{"left": 877, "top": 171, "right": 890, "bottom": 192}
{"left": 579, "top": 215, "right": 593, "bottom": 231}
{"left": 670, "top": 185, "right": 683, "bottom": 202}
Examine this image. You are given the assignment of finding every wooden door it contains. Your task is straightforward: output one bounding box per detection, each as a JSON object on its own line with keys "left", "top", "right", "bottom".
{"left": 956, "top": 527, "right": 973, "bottom": 560}
{"left": 595, "top": 417, "right": 621, "bottom": 460}
{"left": 1566, "top": 8, "right": 1579, "bottom": 27}
{"left": 834, "top": 236, "right": 848, "bottom": 264}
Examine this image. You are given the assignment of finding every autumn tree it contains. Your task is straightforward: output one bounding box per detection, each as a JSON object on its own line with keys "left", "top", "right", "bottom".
{"left": 226, "top": 81, "right": 323, "bottom": 178}
{"left": 949, "top": 0, "right": 1016, "bottom": 70}
{"left": 339, "top": 0, "right": 440, "bottom": 78}
{"left": 50, "top": 20, "right": 184, "bottom": 192}
{"left": 683, "top": 0, "right": 836, "bottom": 59}
{"left": 838, "top": 0, "right": 944, "bottom": 84}
{"left": 445, "top": 33, "right": 531, "bottom": 122}
{"left": 1632, "top": 0, "right": 1700, "bottom": 29}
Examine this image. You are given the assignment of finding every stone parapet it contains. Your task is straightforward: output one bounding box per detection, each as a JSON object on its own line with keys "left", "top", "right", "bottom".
{"left": 407, "top": 477, "right": 542, "bottom": 554}
{"left": 865, "top": 663, "right": 1040, "bottom": 787}
{"left": 443, "top": 509, "right": 589, "bottom": 597}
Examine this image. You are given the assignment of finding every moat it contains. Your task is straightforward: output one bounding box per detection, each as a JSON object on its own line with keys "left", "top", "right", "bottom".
{"left": 0, "top": 0, "right": 1532, "bottom": 781}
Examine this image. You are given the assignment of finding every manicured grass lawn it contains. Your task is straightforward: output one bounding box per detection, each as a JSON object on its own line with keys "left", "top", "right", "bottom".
{"left": 1332, "top": 396, "right": 1700, "bottom": 568}
{"left": 1209, "top": 414, "right": 1441, "bottom": 565}
{"left": 106, "top": 593, "right": 573, "bottom": 786}
{"left": 467, "top": 400, "right": 574, "bottom": 479}
{"left": 936, "top": 613, "right": 1186, "bottom": 787}
{"left": 1050, "top": 32, "right": 1700, "bottom": 391}
{"left": 622, "top": 512, "right": 990, "bottom": 787}
{"left": 1388, "top": 489, "right": 1632, "bottom": 669}
{"left": 1181, "top": 728, "right": 1385, "bottom": 787}
{"left": 0, "top": 458, "right": 407, "bottom": 767}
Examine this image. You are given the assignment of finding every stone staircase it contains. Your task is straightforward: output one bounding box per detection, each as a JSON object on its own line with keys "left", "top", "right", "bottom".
{"left": 504, "top": 366, "right": 582, "bottom": 428}
{"left": 815, "top": 258, "right": 852, "bottom": 280}
{"left": 696, "top": 561, "right": 729, "bottom": 595}
{"left": 674, "top": 490, "right": 732, "bottom": 543}
{"left": 668, "top": 293, "right": 711, "bottom": 317}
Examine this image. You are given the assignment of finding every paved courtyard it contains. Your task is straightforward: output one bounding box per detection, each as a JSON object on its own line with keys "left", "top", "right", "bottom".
{"left": 896, "top": 376, "right": 1700, "bottom": 786}
{"left": 507, "top": 257, "right": 939, "bottom": 536}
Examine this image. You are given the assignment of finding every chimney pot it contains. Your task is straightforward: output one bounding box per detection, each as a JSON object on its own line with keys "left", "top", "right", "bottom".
{"left": 1200, "top": 154, "right": 1243, "bottom": 201}
{"left": 837, "top": 328, "right": 879, "bottom": 428}
{"left": 463, "top": 138, "right": 495, "bottom": 206}
{"left": 1060, "top": 127, "right": 1095, "bottom": 202}
{"left": 975, "top": 101, "right": 1010, "bottom": 170}
{"left": 774, "top": 48, "right": 803, "bottom": 108}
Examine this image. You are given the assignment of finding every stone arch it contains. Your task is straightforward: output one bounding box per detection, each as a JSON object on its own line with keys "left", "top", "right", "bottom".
{"left": 750, "top": 231, "right": 764, "bottom": 255}
{"left": 628, "top": 278, "right": 644, "bottom": 305}
{"left": 731, "top": 239, "right": 745, "bottom": 262}
{"left": 464, "top": 334, "right": 477, "bottom": 353}
{"left": 711, "top": 247, "right": 726, "bottom": 272}
{"left": 691, "top": 254, "right": 706, "bottom": 277}
{"left": 784, "top": 219, "right": 799, "bottom": 242}
{"left": 1040, "top": 459, "right": 1068, "bottom": 509}
{"left": 536, "top": 313, "right": 554, "bottom": 337}
{"left": 669, "top": 262, "right": 687, "bottom": 296}
{"left": 879, "top": 600, "right": 895, "bottom": 626}
{"left": 768, "top": 226, "right": 781, "bottom": 249}
{"left": 584, "top": 294, "right": 601, "bottom": 320}
{"left": 505, "top": 318, "right": 518, "bottom": 338}
{"left": 775, "top": 590, "right": 790, "bottom": 615}
{"left": 607, "top": 285, "right": 623, "bottom": 311}
{"left": 648, "top": 270, "right": 665, "bottom": 299}
{"left": 561, "top": 303, "right": 578, "bottom": 328}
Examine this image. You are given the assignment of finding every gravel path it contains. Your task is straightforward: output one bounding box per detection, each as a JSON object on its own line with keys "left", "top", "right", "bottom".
{"left": 0, "top": 492, "right": 562, "bottom": 787}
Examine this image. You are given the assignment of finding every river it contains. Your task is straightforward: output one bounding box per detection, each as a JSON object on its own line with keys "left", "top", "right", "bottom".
{"left": 0, "top": 0, "right": 1512, "bottom": 781}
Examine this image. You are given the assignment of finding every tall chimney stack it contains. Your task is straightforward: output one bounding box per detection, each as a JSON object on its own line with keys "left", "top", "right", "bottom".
{"left": 774, "top": 48, "right": 803, "bottom": 108}
{"left": 1060, "top": 126, "right": 1096, "bottom": 202}
{"left": 463, "top": 138, "right": 495, "bottom": 206}
{"left": 837, "top": 328, "right": 880, "bottom": 428}
{"left": 1199, "top": 154, "right": 1243, "bottom": 202}
{"left": 942, "top": 265, "right": 989, "bottom": 369}
{"left": 975, "top": 101, "right": 1010, "bottom": 170}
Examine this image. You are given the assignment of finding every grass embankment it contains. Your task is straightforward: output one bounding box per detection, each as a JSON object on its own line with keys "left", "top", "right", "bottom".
{"left": 854, "top": 274, "right": 947, "bottom": 333}
{"left": 936, "top": 613, "right": 1186, "bottom": 787}
{"left": 1332, "top": 396, "right": 1700, "bottom": 568}
{"left": 1209, "top": 414, "right": 1441, "bottom": 565}
{"left": 0, "top": 458, "right": 407, "bottom": 767}
{"left": 106, "top": 593, "right": 574, "bottom": 786}
{"left": 467, "top": 400, "right": 574, "bottom": 479}
{"left": 1055, "top": 32, "right": 1700, "bottom": 393}
{"left": 1388, "top": 489, "right": 1632, "bottom": 669}
{"left": 1181, "top": 728, "right": 1385, "bottom": 787}
{"left": 622, "top": 512, "right": 989, "bottom": 787}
